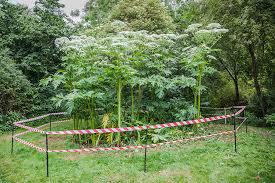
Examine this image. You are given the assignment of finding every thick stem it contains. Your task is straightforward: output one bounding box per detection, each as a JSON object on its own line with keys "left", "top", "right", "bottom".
{"left": 117, "top": 79, "right": 122, "bottom": 127}
{"left": 131, "top": 85, "right": 135, "bottom": 120}
{"left": 233, "top": 77, "right": 240, "bottom": 105}
{"left": 137, "top": 84, "right": 143, "bottom": 118}
{"left": 117, "top": 78, "right": 122, "bottom": 145}
{"left": 197, "top": 64, "right": 203, "bottom": 118}
{"left": 73, "top": 115, "right": 75, "bottom": 129}
{"left": 193, "top": 79, "right": 198, "bottom": 118}
{"left": 194, "top": 91, "right": 197, "bottom": 112}
{"left": 218, "top": 57, "right": 240, "bottom": 105}
{"left": 90, "top": 97, "right": 96, "bottom": 146}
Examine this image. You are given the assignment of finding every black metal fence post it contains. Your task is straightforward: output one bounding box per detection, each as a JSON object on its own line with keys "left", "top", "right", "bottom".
{"left": 45, "top": 133, "right": 49, "bottom": 177}
{"left": 144, "top": 127, "right": 148, "bottom": 173}
{"left": 224, "top": 108, "right": 227, "bottom": 124}
{"left": 233, "top": 108, "right": 237, "bottom": 153}
{"left": 11, "top": 124, "right": 14, "bottom": 154}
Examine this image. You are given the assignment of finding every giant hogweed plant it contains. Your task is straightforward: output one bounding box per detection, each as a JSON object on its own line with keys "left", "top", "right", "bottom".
{"left": 183, "top": 23, "right": 228, "bottom": 118}
{"left": 42, "top": 22, "right": 226, "bottom": 146}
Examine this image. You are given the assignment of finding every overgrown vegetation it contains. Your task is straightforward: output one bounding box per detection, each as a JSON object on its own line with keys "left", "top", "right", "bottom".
{"left": 1, "top": 0, "right": 274, "bottom": 134}
{"left": 41, "top": 22, "right": 229, "bottom": 145}
{"left": 0, "top": 0, "right": 274, "bottom": 182}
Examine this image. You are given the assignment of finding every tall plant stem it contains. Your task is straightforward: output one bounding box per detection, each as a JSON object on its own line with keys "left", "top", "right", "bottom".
{"left": 117, "top": 78, "right": 122, "bottom": 145}
{"left": 77, "top": 116, "right": 81, "bottom": 144}
{"left": 73, "top": 115, "right": 76, "bottom": 129}
{"left": 193, "top": 90, "right": 197, "bottom": 116}
{"left": 193, "top": 72, "right": 198, "bottom": 118}
{"left": 197, "top": 64, "right": 203, "bottom": 118}
{"left": 130, "top": 85, "right": 135, "bottom": 120}
{"left": 90, "top": 97, "right": 96, "bottom": 146}
{"left": 137, "top": 84, "right": 142, "bottom": 120}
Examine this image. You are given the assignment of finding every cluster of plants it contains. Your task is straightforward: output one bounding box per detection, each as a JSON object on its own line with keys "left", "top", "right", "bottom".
{"left": 1, "top": 0, "right": 274, "bottom": 135}
{"left": 42, "top": 21, "right": 228, "bottom": 146}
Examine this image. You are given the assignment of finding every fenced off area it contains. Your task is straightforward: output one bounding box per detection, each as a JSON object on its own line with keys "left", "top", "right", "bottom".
{"left": 11, "top": 106, "right": 248, "bottom": 177}
{"left": 1, "top": 0, "right": 274, "bottom": 182}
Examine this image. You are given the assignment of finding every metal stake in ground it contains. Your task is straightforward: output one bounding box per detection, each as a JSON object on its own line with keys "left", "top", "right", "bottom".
{"left": 144, "top": 127, "right": 148, "bottom": 173}
{"left": 224, "top": 108, "right": 227, "bottom": 124}
{"left": 45, "top": 133, "right": 49, "bottom": 177}
{"left": 233, "top": 108, "right": 237, "bottom": 153}
{"left": 11, "top": 124, "right": 14, "bottom": 154}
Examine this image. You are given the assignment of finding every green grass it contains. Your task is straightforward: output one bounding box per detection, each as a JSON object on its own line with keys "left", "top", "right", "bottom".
{"left": 0, "top": 126, "right": 273, "bottom": 183}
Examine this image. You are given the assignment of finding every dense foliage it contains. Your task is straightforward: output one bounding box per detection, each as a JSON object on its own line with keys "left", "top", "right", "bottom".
{"left": 0, "top": 0, "right": 70, "bottom": 131}
{"left": 0, "top": 0, "right": 274, "bottom": 135}
{"left": 110, "top": 0, "right": 175, "bottom": 33}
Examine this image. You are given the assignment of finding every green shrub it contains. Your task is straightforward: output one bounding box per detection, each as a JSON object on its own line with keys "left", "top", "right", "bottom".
{"left": 245, "top": 112, "right": 265, "bottom": 127}
{"left": 265, "top": 113, "right": 275, "bottom": 126}
{"left": 0, "top": 112, "right": 24, "bottom": 133}
{"left": 110, "top": 0, "right": 175, "bottom": 33}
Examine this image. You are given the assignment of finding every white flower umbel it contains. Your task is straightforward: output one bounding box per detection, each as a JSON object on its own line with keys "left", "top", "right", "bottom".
{"left": 185, "top": 23, "right": 203, "bottom": 33}
{"left": 206, "top": 23, "right": 222, "bottom": 29}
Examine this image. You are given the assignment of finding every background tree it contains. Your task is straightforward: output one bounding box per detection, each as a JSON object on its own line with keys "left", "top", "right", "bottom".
{"left": 0, "top": 0, "right": 70, "bottom": 131}
{"left": 110, "top": 0, "right": 175, "bottom": 33}
{"left": 175, "top": 0, "right": 275, "bottom": 119}
{"left": 84, "top": 0, "right": 119, "bottom": 26}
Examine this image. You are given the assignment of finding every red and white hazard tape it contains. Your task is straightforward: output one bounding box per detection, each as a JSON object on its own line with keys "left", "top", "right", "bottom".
{"left": 46, "top": 116, "right": 229, "bottom": 135}
{"left": 14, "top": 137, "right": 45, "bottom": 152}
{"left": 13, "top": 113, "right": 68, "bottom": 134}
{"left": 14, "top": 119, "right": 70, "bottom": 137}
{"left": 47, "top": 130, "right": 234, "bottom": 153}
{"left": 15, "top": 123, "right": 46, "bottom": 134}
{"left": 14, "top": 112, "right": 67, "bottom": 124}
{"left": 13, "top": 106, "right": 245, "bottom": 153}
{"left": 46, "top": 106, "right": 245, "bottom": 135}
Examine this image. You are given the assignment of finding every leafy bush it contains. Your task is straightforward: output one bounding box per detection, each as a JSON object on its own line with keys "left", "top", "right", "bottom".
{"left": 245, "top": 111, "right": 265, "bottom": 127}
{"left": 111, "top": 0, "right": 175, "bottom": 33}
{"left": 0, "top": 112, "right": 24, "bottom": 133}
{"left": 0, "top": 50, "right": 35, "bottom": 115}
{"left": 265, "top": 113, "right": 275, "bottom": 126}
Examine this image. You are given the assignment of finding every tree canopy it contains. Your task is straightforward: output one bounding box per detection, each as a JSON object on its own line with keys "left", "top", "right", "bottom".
{"left": 0, "top": 0, "right": 274, "bottom": 133}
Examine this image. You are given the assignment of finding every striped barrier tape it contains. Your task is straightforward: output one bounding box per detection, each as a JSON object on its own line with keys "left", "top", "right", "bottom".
{"left": 13, "top": 128, "right": 235, "bottom": 153}
{"left": 46, "top": 116, "right": 229, "bottom": 135}
{"left": 13, "top": 106, "right": 245, "bottom": 153}
{"left": 14, "top": 137, "right": 46, "bottom": 152}
{"left": 46, "top": 106, "right": 245, "bottom": 135}
{"left": 14, "top": 112, "right": 67, "bottom": 124}
{"left": 47, "top": 130, "right": 234, "bottom": 153}
{"left": 14, "top": 119, "right": 71, "bottom": 137}
{"left": 13, "top": 113, "right": 68, "bottom": 134}
{"left": 15, "top": 123, "right": 46, "bottom": 134}
{"left": 13, "top": 119, "right": 72, "bottom": 152}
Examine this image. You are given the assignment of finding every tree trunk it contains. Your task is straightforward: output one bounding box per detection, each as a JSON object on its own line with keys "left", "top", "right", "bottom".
{"left": 116, "top": 78, "right": 122, "bottom": 145}
{"left": 218, "top": 58, "right": 240, "bottom": 106}
{"left": 247, "top": 43, "right": 266, "bottom": 117}
{"left": 130, "top": 85, "right": 135, "bottom": 120}
{"left": 233, "top": 76, "right": 240, "bottom": 105}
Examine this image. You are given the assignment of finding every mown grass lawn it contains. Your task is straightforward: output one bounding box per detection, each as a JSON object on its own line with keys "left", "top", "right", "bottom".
{"left": 0, "top": 126, "right": 273, "bottom": 183}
